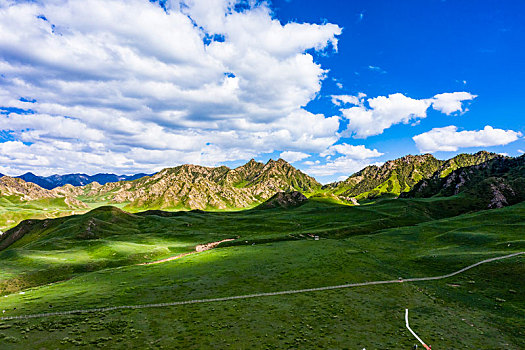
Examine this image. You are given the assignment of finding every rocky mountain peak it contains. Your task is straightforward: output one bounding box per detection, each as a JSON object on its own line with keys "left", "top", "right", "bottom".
{"left": 0, "top": 175, "right": 55, "bottom": 200}
{"left": 390, "top": 154, "right": 436, "bottom": 165}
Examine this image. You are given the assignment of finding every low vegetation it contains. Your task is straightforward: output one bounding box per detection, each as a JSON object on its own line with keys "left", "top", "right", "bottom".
{"left": 0, "top": 196, "right": 523, "bottom": 348}
{"left": 0, "top": 152, "right": 523, "bottom": 348}
{"left": 1, "top": 152, "right": 513, "bottom": 232}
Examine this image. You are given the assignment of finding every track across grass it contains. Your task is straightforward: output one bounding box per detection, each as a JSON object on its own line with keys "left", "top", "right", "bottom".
{"left": 2, "top": 251, "right": 522, "bottom": 321}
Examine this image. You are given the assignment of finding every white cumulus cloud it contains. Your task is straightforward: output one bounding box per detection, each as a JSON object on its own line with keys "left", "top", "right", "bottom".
{"left": 336, "top": 92, "right": 478, "bottom": 138}
{"left": 413, "top": 125, "right": 522, "bottom": 153}
{"left": 341, "top": 93, "right": 432, "bottom": 138}
{"left": 279, "top": 151, "right": 310, "bottom": 163}
{"left": 431, "top": 92, "right": 477, "bottom": 115}
{"left": 0, "top": 0, "right": 342, "bottom": 175}
{"left": 305, "top": 157, "right": 382, "bottom": 179}
{"left": 320, "top": 143, "right": 383, "bottom": 159}
{"left": 305, "top": 143, "right": 383, "bottom": 181}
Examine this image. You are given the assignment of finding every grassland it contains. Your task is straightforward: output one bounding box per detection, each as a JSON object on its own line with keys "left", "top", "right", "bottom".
{"left": 0, "top": 198, "right": 523, "bottom": 348}
{"left": 0, "top": 196, "right": 128, "bottom": 233}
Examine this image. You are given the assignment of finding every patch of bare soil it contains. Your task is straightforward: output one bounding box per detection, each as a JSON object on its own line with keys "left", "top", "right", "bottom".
{"left": 138, "top": 238, "right": 235, "bottom": 265}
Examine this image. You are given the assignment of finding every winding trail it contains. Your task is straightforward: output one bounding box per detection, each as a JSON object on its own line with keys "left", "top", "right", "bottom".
{"left": 1, "top": 251, "right": 523, "bottom": 321}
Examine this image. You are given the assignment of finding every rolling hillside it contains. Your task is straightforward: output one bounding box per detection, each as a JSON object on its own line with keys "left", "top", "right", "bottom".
{"left": 0, "top": 198, "right": 523, "bottom": 348}
{"left": 0, "top": 152, "right": 524, "bottom": 349}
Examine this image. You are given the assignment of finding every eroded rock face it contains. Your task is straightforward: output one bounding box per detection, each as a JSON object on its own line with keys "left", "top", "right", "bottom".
{"left": 325, "top": 154, "right": 444, "bottom": 199}
{"left": 0, "top": 219, "right": 38, "bottom": 250}
{"left": 76, "top": 159, "right": 321, "bottom": 210}
{"left": 64, "top": 196, "right": 89, "bottom": 209}
{"left": 405, "top": 154, "right": 525, "bottom": 209}
{"left": 348, "top": 197, "right": 359, "bottom": 206}
{"left": 257, "top": 191, "right": 308, "bottom": 209}
{"left": 488, "top": 182, "right": 515, "bottom": 209}
{"left": 0, "top": 176, "right": 55, "bottom": 201}
{"left": 329, "top": 151, "right": 503, "bottom": 200}
{"left": 0, "top": 176, "right": 89, "bottom": 210}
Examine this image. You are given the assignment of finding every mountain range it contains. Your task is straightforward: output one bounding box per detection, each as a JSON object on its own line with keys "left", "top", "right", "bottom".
{"left": 7, "top": 172, "right": 151, "bottom": 190}
{"left": 1, "top": 151, "right": 524, "bottom": 231}
{"left": 56, "top": 158, "right": 322, "bottom": 210}
{"left": 404, "top": 153, "right": 525, "bottom": 208}
{"left": 324, "top": 151, "right": 501, "bottom": 200}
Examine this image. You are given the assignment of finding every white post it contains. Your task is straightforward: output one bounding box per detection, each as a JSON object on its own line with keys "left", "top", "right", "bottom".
{"left": 405, "top": 309, "right": 431, "bottom": 350}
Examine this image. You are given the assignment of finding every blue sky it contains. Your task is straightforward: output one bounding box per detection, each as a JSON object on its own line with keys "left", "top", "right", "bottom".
{"left": 0, "top": 0, "right": 523, "bottom": 182}
{"left": 267, "top": 0, "right": 524, "bottom": 179}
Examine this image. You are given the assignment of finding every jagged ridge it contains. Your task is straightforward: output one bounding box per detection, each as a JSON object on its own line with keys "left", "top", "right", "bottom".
{"left": 324, "top": 151, "right": 501, "bottom": 201}
{"left": 69, "top": 158, "right": 322, "bottom": 210}
{"left": 14, "top": 172, "right": 151, "bottom": 190}
{"left": 1, "top": 152, "right": 521, "bottom": 220}
{"left": 404, "top": 155, "right": 525, "bottom": 208}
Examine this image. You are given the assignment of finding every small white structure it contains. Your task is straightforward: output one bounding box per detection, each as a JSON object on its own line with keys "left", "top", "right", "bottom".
{"left": 314, "top": 236, "right": 319, "bottom": 241}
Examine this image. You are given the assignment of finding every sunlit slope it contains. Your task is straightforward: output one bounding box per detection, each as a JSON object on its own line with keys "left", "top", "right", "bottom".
{"left": 0, "top": 202, "right": 523, "bottom": 348}
{"left": 0, "top": 159, "right": 323, "bottom": 231}
{"left": 406, "top": 154, "right": 525, "bottom": 208}
{"left": 325, "top": 151, "right": 501, "bottom": 201}
{"left": 0, "top": 176, "right": 92, "bottom": 231}
{"left": 67, "top": 158, "right": 322, "bottom": 211}
{"left": 0, "top": 152, "right": 514, "bottom": 232}
{"left": 0, "top": 194, "right": 489, "bottom": 295}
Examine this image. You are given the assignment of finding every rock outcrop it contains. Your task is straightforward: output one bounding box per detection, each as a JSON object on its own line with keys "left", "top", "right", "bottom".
{"left": 257, "top": 191, "right": 308, "bottom": 209}
{"left": 74, "top": 159, "right": 321, "bottom": 210}
{"left": 325, "top": 151, "right": 501, "bottom": 202}
{"left": 405, "top": 155, "right": 525, "bottom": 209}
{"left": 0, "top": 175, "right": 88, "bottom": 208}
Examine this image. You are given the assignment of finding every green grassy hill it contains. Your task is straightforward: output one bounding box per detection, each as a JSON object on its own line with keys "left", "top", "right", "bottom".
{"left": 0, "top": 195, "right": 523, "bottom": 348}
{"left": 0, "top": 194, "right": 486, "bottom": 295}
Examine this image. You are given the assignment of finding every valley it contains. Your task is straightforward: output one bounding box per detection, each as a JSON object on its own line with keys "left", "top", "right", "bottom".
{"left": 0, "top": 153, "right": 524, "bottom": 348}
{"left": 1, "top": 1, "right": 522, "bottom": 348}
{"left": 2, "top": 151, "right": 521, "bottom": 232}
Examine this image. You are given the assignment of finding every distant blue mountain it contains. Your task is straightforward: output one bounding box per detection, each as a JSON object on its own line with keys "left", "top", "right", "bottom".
{"left": 15, "top": 172, "right": 152, "bottom": 189}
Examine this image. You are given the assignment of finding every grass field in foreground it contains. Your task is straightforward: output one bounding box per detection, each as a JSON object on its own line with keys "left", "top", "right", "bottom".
{"left": 0, "top": 199, "right": 523, "bottom": 348}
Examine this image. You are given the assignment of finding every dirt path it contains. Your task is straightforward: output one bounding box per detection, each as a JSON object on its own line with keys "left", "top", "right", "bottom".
{"left": 2, "top": 251, "right": 522, "bottom": 321}
{"left": 138, "top": 238, "right": 235, "bottom": 266}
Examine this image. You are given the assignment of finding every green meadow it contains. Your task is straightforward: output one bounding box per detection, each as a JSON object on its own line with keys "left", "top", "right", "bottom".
{"left": 0, "top": 196, "right": 129, "bottom": 233}
{"left": 0, "top": 198, "right": 523, "bottom": 348}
